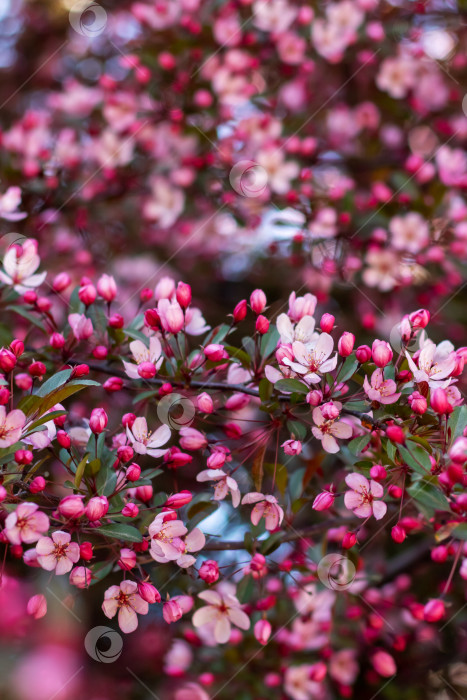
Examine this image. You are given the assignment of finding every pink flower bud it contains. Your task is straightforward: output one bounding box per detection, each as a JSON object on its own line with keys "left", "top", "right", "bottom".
{"left": 165, "top": 490, "right": 193, "bottom": 509}
{"left": 371, "top": 340, "right": 393, "bottom": 368}
{"left": 176, "top": 282, "right": 192, "bottom": 309}
{"left": 80, "top": 542, "right": 93, "bottom": 560}
{"left": 71, "top": 364, "right": 89, "bottom": 378}
{"left": 282, "top": 439, "right": 302, "bottom": 456}
{"left": 197, "top": 392, "right": 213, "bottom": 413}
{"left": 431, "top": 546, "right": 449, "bottom": 563}
{"left": 356, "top": 345, "right": 371, "bottom": 363}
{"left": 103, "top": 376, "right": 123, "bottom": 391}
{"left": 391, "top": 524, "right": 406, "bottom": 543}
{"left": 408, "top": 391, "right": 427, "bottom": 414}
{"left": 118, "top": 548, "right": 137, "bottom": 570}
{"left": 117, "top": 445, "right": 134, "bottom": 463}
{"left": 58, "top": 495, "right": 85, "bottom": 519}
{"left": 155, "top": 276, "right": 176, "bottom": 300}
{"left": 204, "top": 344, "right": 226, "bottom": 361}
{"left": 136, "top": 485, "right": 153, "bottom": 503}
{"left": 137, "top": 361, "right": 156, "bottom": 379}
{"left": 256, "top": 315, "right": 269, "bottom": 334}
{"left": 321, "top": 402, "right": 340, "bottom": 420}
{"left": 431, "top": 388, "right": 451, "bottom": 415}
{"left": 0, "top": 348, "right": 16, "bottom": 372}
{"left": 342, "top": 532, "right": 357, "bottom": 549}
{"left": 15, "top": 373, "right": 32, "bottom": 390}
{"left": 27, "top": 594, "right": 47, "bottom": 619}
{"left": 180, "top": 427, "right": 207, "bottom": 450}
{"left": 122, "top": 503, "right": 139, "bottom": 518}
{"left": 199, "top": 560, "right": 220, "bottom": 584}
{"left": 138, "top": 581, "right": 161, "bottom": 603}
{"left": 29, "top": 476, "right": 46, "bottom": 493}
{"left": 52, "top": 272, "right": 71, "bottom": 292}
{"left": 10, "top": 339, "right": 24, "bottom": 357}
{"left": 165, "top": 303, "right": 185, "bottom": 333}
{"left": 79, "top": 284, "right": 97, "bottom": 306}
{"left": 372, "top": 650, "right": 397, "bottom": 677}
{"left": 250, "top": 289, "right": 267, "bottom": 314}
{"left": 69, "top": 566, "right": 92, "bottom": 588}
{"left": 145, "top": 308, "right": 161, "bottom": 330}
{"left": 92, "top": 345, "right": 108, "bottom": 360}
{"left": 424, "top": 598, "right": 445, "bottom": 622}
{"left": 57, "top": 430, "right": 71, "bottom": 449}
{"left": 15, "top": 449, "right": 33, "bottom": 465}
{"left": 126, "top": 463, "right": 141, "bottom": 481}
{"left": 409, "top": 308, "right": 430, "bottom": 329}
{"left": 50, "top": 332, "right": 65, "bottom": 349}
{"left": 388, "top": 484, "right": 403, "bottom": 499}
{"left": 312, "top": 491, "right": 335, "bottom": 511}
{"left": 0, "top": 485, "right": 6, "bottom": 502}
{"left": 309, "top": 662, "right": 327, "bottom": 682}
{"left": 233, "top": 299, "right": 247, "bottom": 322}
{"left": 122, "top": 413, "right": 136, "bottom": 429}
{"left": 369, "top": 464, "right": 387, "bottom": 480}
{"left": 29, "top": 361, "right": 46, "bottom": 378}
{"left": 89, "top": 408, "right": 108, "bottom": 433}
{"left": 254, "top": 619, "right": 271, "bottom": 645}
{"left": 320, "top": 314, "right": 335, "bottom": 333}
{"left": 109, "top": 313, "right": 124, "bottom": 329}
{"left": 306, "top": 389, "right": 323, "bottom": 406}
{"left": 338, "top": 332, "right": 355, "bottom": 357}
{"left": 85, "top": 496, "right": 109, "bottom": 521}
{"left": 97, "top": 274, "right": 117, "bottom": 302}
{"left": 163, "top": 599, "right": 183, "bottom": 623}
{"left": 386, "top": 425, "right": 405, "bottom": 444}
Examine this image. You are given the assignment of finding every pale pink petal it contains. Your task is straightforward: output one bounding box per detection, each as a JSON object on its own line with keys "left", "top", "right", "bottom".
{"left": 102, "top": 598, "right": 118, "bottom": 619}
{"left": 345, "top": 473, "right": 369, "bottom": 492}
{"left": 214, "top": 616, "right": 231, "bottom": 644}
{"left": 120, "top": 580, "right": 138, "bottom": 596}
{"left": 322, "top": 434, "right": 339, "bottom": 453}
{"left": 251, "top": 502, "right": 265, "bottom": 526}
{"left": 131, "top": 417, "right": 148, "bottom": 443}
{"left": 372, "top": 500, "right": 387, "bottom": 520}
{"left": 52, "top": 530, "right": 71, "bottom": 546}
{"left": 37, "top": 553, "right": 58, "bottom": 571}
{"left": 185, "top": 528, "right": 205, "bottom": 552}
{"left": 312, "top": 407, "right": 325, "bottom": 426}
{"left": 198, "top": 590, "right": 222, "bottom": 605}
{"left": 344, "top": 491, "right": 363, "bottom": 510}
{"left": 35, "top": 537, "right": 55, "bottom": 556}
{"left": 332, "top": 421, "right": 353, "bottom": 439}
{"left": 369, "top": 480, "right": 384, "bottom": 498}
{"left": 354, "top": 503, "right": 373, "bottom": 518}
{"left": 55, "top": 556, "right": 74, "bottom": 575}
{"left": 227, "top": 607, "right": 250, "bottom": 630}
{"left": 241, "top": 492, "right": 265, "bottom": 505}
{"left": 118, "top": 605, "right": 138, "bottom": 633}
{"left": 128, "top": 594, "right": 149, "bottom": 615}
{"left": 192, "top": 606, "right": 219, "bottom": 627}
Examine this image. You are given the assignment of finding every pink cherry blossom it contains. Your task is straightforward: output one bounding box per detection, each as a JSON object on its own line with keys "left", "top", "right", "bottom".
{"left": 4, "top": 502, "right": 49, "bottom": 544}
{"left": 241, "top": 493, "right": 284, "bottom": 530}
{"left": 0, "top": 406, "right": 26, "bottom": 447}
{"left": 36, "top": 530, "right": 80, "bottom": 575}
{"left": 0, "top": 239, "right": 46, "bottom": 293}
{"left": 312, "top": 403, "right": 353, "bottom": 453}
{"left": 126, "top": 416, "right": 171, "bottom": 457}
{"left": 192, "top": 589, "right": 250, "bottom": 644}
{"left": 363, "top": 369, "right": 401, "bottom": 404}
{"left": 283, "top": 334, "right": 337, "bottom": 384}
{"left": 122, "top": 337, "right": 164, "bottom": 379}
{"left": 344, "top": 473, "right": 387, "bottom": 520}
{"left": 196, "top": 468, "right": 241, "bottom": 507}
{"left": 102, "top": 580, "right": 149, "bottom": 633}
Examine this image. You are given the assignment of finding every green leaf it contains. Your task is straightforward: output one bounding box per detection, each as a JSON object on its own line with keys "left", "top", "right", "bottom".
{"left": 6, "top": 305, "right": 47, "bottom": 332}
{"left": 448, "top": 405, "right": 467, "bottom": 445}
{"left": 348, "top": 434, "right": 371, "bottom": 456}
{"left": 452, "top": 523, "right": 467, "bottom": 541}
{"left": 407, "top": 480, "right": 450, "bottom": 517}
{"left": 38, "top": 379, "right": 101, "bottom": 414}
{"left": 398, "top": 444, "right": 431, "bottom": 476}
{"left": 275, "top": 378, "right": 308, "bottom": 395}
{"left": 210, "top": 324, "right": 231, "bottom": 344}
{"left": 24, "top": 410, "right": 67, "bottom": 434}
{"left": 289, "top": 467, "right": 306, "bottom": 502}
{"left": 124, "top": 328, "right": 148, "bottom": 344}
{"left": 260, "top": 532, "right": 283, "bottom": 555}
{"left": 90, "top": 561, "right": 114, "bottom": 585}
{"left": 260, "top": 326, "right": 280, "bottom": 358}
{"left": 286, "top": 420, "right": 306, "bottom": 441}
{"left": 35, "top": 369, "right": 72, "bottom": 397}
{"left": 99, "top": 523, "right": 143, "bottom": 543}
{"left": 338, "top": 356, "right": 359, "bottom": 383}
{"left": 74, "top": 454, "right": 89, "bottom": 488}
{"left": 187, "top": 500, "right": 219, "bottom": 527}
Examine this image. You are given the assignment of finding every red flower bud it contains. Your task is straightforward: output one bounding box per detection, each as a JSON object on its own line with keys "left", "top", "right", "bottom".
{"left": 71, "top": 364, "right": 89, "bottom": 378}
{"left": 0, "top": 349, "right": 16, "bottom": 372}
{"left": 256, "top": 315, "right": 269, "bottom": 334}
{"left": 29, "top": 476, "right": 46, "bottom": 493}
{"left": 391, "top": 524, "right": 406, "bottom": 543}
{"left": 57, "top": 430, "right": 71, "bottom": 448}
{"left": 233, "top": 299, "right": 247, "bottom": 322}
{"left": 176, "top": 281, "right": 192, "bottom": 309}
{"left": 126, "top": 463, "right": 141, "bottom": 481}
{"left": 144, "top": 308, "right": 161, "bottom": 330}
{"left": 28, "top": 361, "right": 46, "bottom": 377}
{"left": 89, "top": 408, "right": 108, "bottom": 434}
{"left": 356, "top": 345, "right": 371, "bottom": 363}
{"left": 250, "top": 289, "right": 267, "bottom": 314}
{"left": 320, "top": 314, "right": 335, "bottom": 333}
{"left": 342, "top": 532, "right": 357, "bottom": 549}
{"left": 10, "top": 340, "right": 24, "bottom": 357}
{"left": 386, "top": 425, "right": 405, "bottom": 444}
{"left": 338, "top": 332, "right": 355, "bottom": 357}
